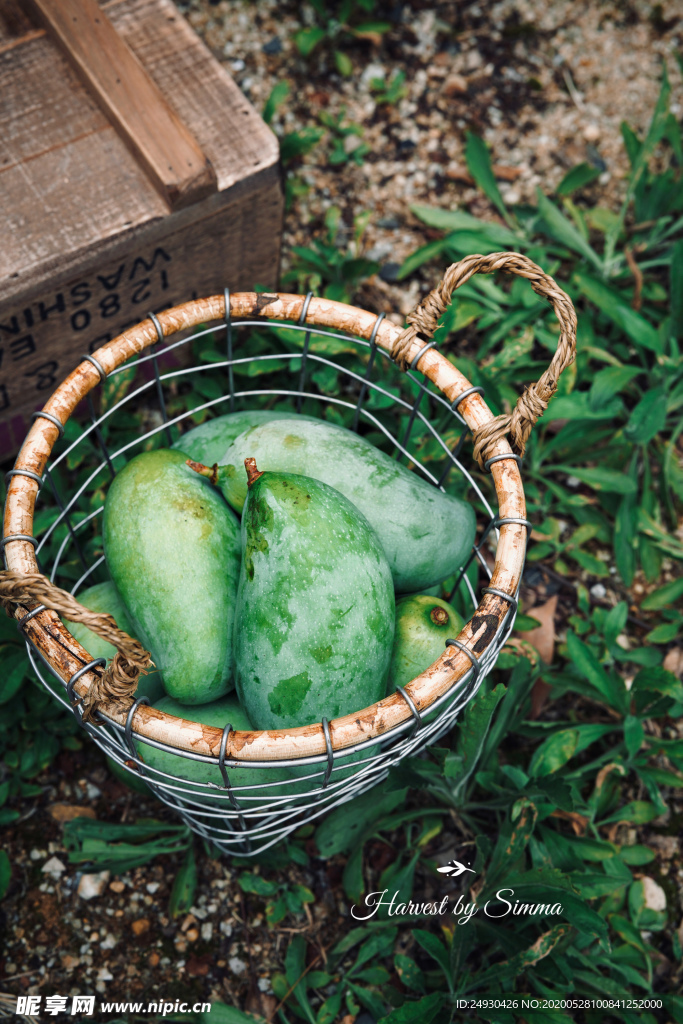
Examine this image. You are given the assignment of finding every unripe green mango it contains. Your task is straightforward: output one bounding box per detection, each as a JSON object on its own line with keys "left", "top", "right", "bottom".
{"left": 64, "top": 581, "right": 165, "bottom": 705}
{"left": 171, "top": 410, "right": 318, "bottom": 467}
{"left": 103, "top": 449, "right": 240, "bottom": 705}
{"left": 234, "top": 463, "right": 395, "bottom": 730}
{"left": 388, "top": 595, "right": 464, "bottom": 693}
{"left": 205, "top": 418, "right": 476, "bottom": 593}
{"left": 138, "top": 695, "right": 298, "bottom": 800}
{"left": 388, "top": 595, "right": 464, "bottom": 725}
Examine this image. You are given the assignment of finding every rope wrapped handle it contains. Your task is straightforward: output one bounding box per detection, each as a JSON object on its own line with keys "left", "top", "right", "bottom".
{"left": 0, "top": 570, "right": 152, "bottom": 722}
{"left": 391, "top": 251, "right": 578, "bottom": 469}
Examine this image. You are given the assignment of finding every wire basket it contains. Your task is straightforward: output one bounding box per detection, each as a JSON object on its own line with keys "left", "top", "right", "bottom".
{"left": 1, "top": 254, "right": 576, "bottom": 856}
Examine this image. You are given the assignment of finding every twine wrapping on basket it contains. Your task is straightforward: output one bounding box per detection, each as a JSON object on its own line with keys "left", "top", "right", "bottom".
{"left": 391, "top": 252, "right": 577, "bottom": 469}
{"left": 0, "top": 570, "right": 151, "bottom": 721}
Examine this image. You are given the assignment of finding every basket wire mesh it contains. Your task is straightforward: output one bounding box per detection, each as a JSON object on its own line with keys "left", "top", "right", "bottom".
{"left": 14, "top": 297, "right": 528, "bottom": 856}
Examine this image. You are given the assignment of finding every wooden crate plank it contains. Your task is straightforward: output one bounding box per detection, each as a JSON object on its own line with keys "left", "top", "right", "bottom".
{"left": 0, "top": 176, "right": 283, "bottom": 455}
{"left": 27, "top": 0, "right": 217, "bottom": 210}
{"left": 104, "top": 0, "right": 279, "bottom": 191}
{"left": 0, "top": 33, "right": 109, "bottom": 164}
{"left": 0, "top": 126, "right": 167, "bottom": 283}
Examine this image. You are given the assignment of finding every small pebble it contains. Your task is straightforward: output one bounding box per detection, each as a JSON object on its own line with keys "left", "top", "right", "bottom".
{"left": 131, "top": 918, "right": 150, "bottom": 936}
{"left": 442, "top": 73, "right": 468, "bottom": 96}
{"left": 42, "top": 857, "right": 66, "bottom": 879}
{"left": 262, "top": 36, "right": 282, "bottom": 55}
{"left": 590, "top": 583, "right": 607, "bottom": 599}
{"left": 229, "top": 956, "right": 248, "bottom": 975}
{"left": 641, "top": 877, "right": 666, "bottom": 911}
{"left": 77, "top": 871, "right": 110, "bottom": 901}
{"left": 146, "top": 882, "right": 160, "bottom": 894}
{"left": 109, "top": 881, "right": 125, "bottom": 894}
{"left": 583, "top": 123, "right": 601, "bottom": 142}
{"left": 201, "top": 922, "right": 213, "bottom": 941}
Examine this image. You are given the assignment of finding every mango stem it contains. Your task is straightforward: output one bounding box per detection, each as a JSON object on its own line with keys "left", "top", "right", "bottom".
{"left": 245, "top": 458, "right": 264, "bottom": 488}
{"left": 186, "top": 460, "right": 218, "bottom": 486}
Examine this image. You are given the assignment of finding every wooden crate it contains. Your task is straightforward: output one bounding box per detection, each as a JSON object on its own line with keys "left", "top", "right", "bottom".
{"left": 0, "top": 0, "right": 283, "bottom": 456}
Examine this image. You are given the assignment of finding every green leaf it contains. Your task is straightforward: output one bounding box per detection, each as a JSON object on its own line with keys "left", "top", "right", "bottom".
{"left": 350, "top": 929, "right": 398, "bottom": 974}
{"left": 624, "top": 715, "right": 645, "bottom": 757}
{"left": 238, "top": 873, "right": 279, "bottom": 897}
{"left": 0, "top": 647, "right": 28, "bottom": 705}
{"left": 536, "top": 191, "right": 603, "bottom": 272}
{"left": 641, "top": 576, "right": 683, "bottom": 610}
{"left": 618, "top": 844, "right": 655, "bottom": 865}
{"left": 464, "top": 133, "right": 514, "bottom": 226}
{"left": 548, "top": 465, "right": 637, "bottom": 494}
{"left": 603, "top": 601, "right": 629, "bottom": 647}
{"left": 566, "top": 632, "right": 625, "bottom": 710}
{"left": 394, "top": 954, "right": 425, "bottom": 993}
{"left": 600, "top": 801, "right": 659, "bottom": 825}
{"left": 671, "top": 238, "right": 683, "bottom": 341}
{"left": 624, "top": 387, "right": 668, "bottom": 444}
{"left": 200, "top": 1005, "right": 266, "bottom": 1024}
{"left": 317, "top": 991, "right": 342, "bottom": 1024}
{"left": 529, "top": 729, "right": 579, "bottom": 776}
{"left": 646, "top": 621, "right": 681, "bottom": 644}
{"left": 293, "top": 26, "right": 326, "bottom": 56}
{"left": 410, "top": 205, "right": 519, "bottom": 247}
{"left": 608, "top": 913, "right": 647, "bottom": 952}
{"left": 376, "top": 993, "right": 444, "bottom": 1024}
{"left": 450, "top": 684, "right": 506, "bottom": 797}
{"left": 543, "top": 391, "right": 624, "bottom": 422}
{"left": 556, "top": 162, "right": 602, "bottom": 196}
{"left": 0, "top": 850, "right": 11, "bottom": 900}
{"left": 588, "top": 365, "right": 641, "bottom": 409}
{"left": 334, "top": 50, "right": 353, "bottom": 77}
{"left": 342, "top": 845, "right": 364, "bottom": 904}
{"left": 412, "top": 931, "right": 451, "bottom": 987}
{"left": 397, "top": 239, "right": 450, "bottom": 280}
{"left": 573, "top": 272, "right": 662, "bottom": 353}
{"left": 315, "top": 784, "right": 406, "bottom": 857}
{"left": 628, "top": 878, "right": 667, "bottom": 931}
{"left": 169, "top": 844, "right": 197, "bottom": 918}
{"left": 606, "top": 66, "right": 672, "bottom": 265}
{"left": 615, "top": 485, "right": 638, "bottom": 587}
{"left": 515, "top": 614, "right": 542, "bottom": 631}
{"left": 262, "top": 81, "right": 289, "bottom": 126}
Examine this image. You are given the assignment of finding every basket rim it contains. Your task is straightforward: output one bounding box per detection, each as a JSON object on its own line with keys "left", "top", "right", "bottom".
{"left": 3, "top": 291, "right": 527, "bottom": 764}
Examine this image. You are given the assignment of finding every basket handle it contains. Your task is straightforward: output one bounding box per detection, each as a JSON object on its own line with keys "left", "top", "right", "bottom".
{"left": 0, "top": 570, "right": 151, "bottom": 721}
{"left": 391, "top": 251, "right": 577, "bottom": 470}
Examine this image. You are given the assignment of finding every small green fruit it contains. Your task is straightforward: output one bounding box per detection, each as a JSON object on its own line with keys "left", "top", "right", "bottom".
{"left": 388, "top": 595, "right": 464, "bottom": 693}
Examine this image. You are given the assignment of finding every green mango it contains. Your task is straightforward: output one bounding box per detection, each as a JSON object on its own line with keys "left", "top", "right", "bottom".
{"left": 171, "top": 409, "right": 316, "bottom": 467}
{"left": 138, "top": 695, "right": 300, "bottom": 801}
{"left": 63, "top": 581, "right": 165, "bottom": 705}
{"left": 388, "top": 595, "right": 464, "bottom": 692}
{"left": 234, "top": 462, "right": 395, "bottom": 730}
{"left": 103, "top": 449, "right": 240, "bottom": 705}
{"left": 195, "top": 418, "right": 476, "bottom": 593}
